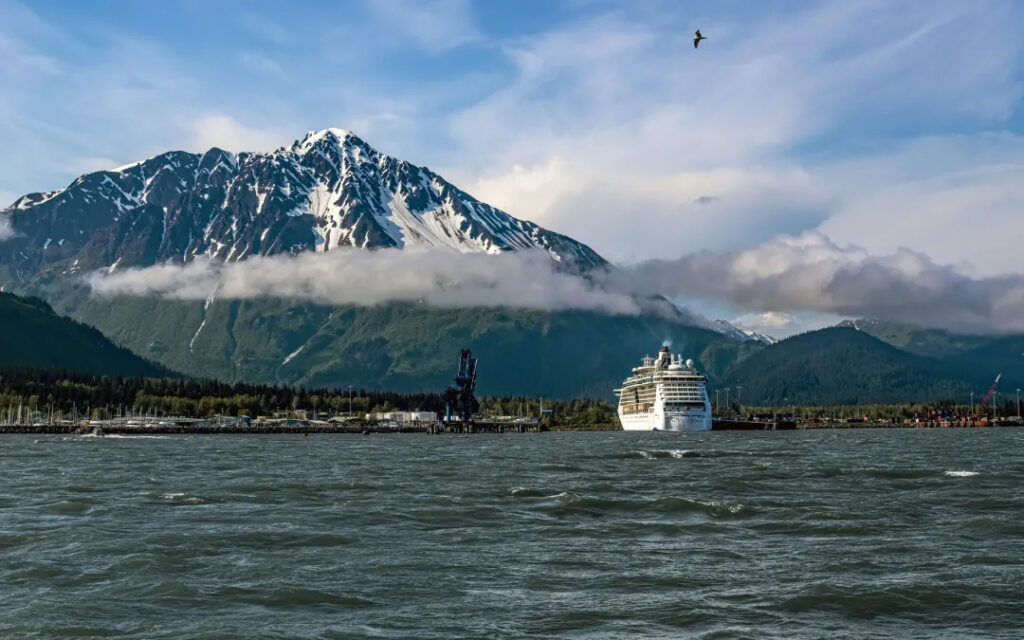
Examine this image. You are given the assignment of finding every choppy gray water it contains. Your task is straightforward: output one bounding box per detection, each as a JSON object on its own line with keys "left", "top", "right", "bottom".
{"left": 2, "top": 429, "right": 1023, "bottom": 639}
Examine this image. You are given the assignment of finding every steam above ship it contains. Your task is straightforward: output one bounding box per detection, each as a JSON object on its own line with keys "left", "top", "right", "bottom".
{"left": 615, "top": 345, "right": 712, "bottom": 431}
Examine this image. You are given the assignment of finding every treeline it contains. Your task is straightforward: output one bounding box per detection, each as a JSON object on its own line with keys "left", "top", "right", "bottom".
{"left": 744, "top": 399, "right": 1022, "bottom": 421}
{"left": 0, "top": 367, "right": 618, "bottom": 423}
{"left": 0, "top": 367, "right": 445, "bottom": 419}
{"left": 477, "top": 396, "right": 617, "bottom": 426}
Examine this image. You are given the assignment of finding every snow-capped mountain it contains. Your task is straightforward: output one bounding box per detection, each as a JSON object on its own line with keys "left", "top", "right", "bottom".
{"left": 711, "top": 319, "right": 778, "bottom": 345}
{"left": 0, "top": 128, "right": 604, "bottom": 279}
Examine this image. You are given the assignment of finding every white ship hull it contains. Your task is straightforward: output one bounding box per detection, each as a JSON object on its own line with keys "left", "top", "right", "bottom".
{"left": 618, "top": 403, "right": 712, "bottom": 431}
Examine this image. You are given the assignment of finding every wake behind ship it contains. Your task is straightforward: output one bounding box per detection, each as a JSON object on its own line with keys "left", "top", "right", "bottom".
{"left": 615, "top": 346, "right": 712, "bottom": 431}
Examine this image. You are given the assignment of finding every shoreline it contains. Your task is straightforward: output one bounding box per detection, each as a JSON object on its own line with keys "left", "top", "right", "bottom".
{"left": 1, "top": 422, "right": 1020, "bottom": 435}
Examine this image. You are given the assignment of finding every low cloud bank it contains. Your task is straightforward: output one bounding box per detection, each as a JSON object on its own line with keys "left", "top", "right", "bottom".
{"left": 609, "top": 231, "right": 1024, "bottom": 334}
{"left": 85, "top": 232, "right": 1024, "bottom": 334}
{"left": 87, "top": 248, "right": 641, "bottom": 316}
{"left": 0, "top": 215, "right": 14, "bottom": 241}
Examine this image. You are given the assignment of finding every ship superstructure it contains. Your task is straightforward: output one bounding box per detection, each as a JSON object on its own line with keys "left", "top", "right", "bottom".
{"left": 615, "top": 346, "right": 712, "bottom": 431}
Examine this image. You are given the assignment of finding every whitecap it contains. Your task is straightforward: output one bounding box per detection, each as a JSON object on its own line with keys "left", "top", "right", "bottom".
{"left": 944, "top": 470, "right": 979, "bottom": 477}
{"left": 548, "top": 491, "right": 580, "bottom": 502}
{"left": 700, "top": 499, "right": 744, "bottom": 514}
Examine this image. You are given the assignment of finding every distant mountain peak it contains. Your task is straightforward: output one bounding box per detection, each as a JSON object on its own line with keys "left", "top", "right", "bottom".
{"left": 711, "top": 319, "right": 777, "bottom": 345}
{"left": 1, "top": 127, "right": 606, "bottom": 280}
{"left": 292, "top": 128, "right": 353, "bottom": 152}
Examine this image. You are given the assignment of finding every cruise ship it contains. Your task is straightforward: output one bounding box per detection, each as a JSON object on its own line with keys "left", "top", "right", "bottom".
{"left": 615, "top": 346, "right": 712, "bottom": 431}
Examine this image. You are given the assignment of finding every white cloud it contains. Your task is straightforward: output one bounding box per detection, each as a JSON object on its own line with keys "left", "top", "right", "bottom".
{"left": 729, "top": 311, "right": 840, "bottom": 339}
{"left": 467, "top": 162, "right": 829, "bottom": 261}
{"left": 609, "top": 231, "right": 1024, "bottom": 334}
{"left": 87, "top": 248, "right": 641, "bottom": 316}
{"left": 190, "top": 115, "right": 288, "bottom": 153}
{"left": 446, "top": 1, "right": 1024, "bottom": 268}
{"left": 65, "top": 156, "right": 119, "bottom": 175}
{"left": 817, "top": 134, "right": 1024, "bottom": 276}
{"left": 733, "top": 312, "right": 799, "bottom": 334}
{"left": 0, "top": 214, "right": 15, "bottom": 241}
{"left": 237, "top": 52, "right": 286, "bottom": 78}
{"left": 84, "top": 229, "right": 1024, "bottom": 335}
{"left": 365, "top": 0, "right": 480, "bottom": 52}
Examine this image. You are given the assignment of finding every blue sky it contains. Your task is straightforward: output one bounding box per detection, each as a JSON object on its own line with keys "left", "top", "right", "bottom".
{"left": 2, "top": 0, "right": 1023, "bottom": 335}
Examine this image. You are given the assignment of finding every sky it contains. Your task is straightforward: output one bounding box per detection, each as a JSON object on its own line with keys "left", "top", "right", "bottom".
{"left": 2, "top": 0, "right": 1023, "bottom": 336}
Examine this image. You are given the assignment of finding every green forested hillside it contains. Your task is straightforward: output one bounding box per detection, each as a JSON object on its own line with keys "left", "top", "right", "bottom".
{"left": 52, "top": 289, "right": 757, "bottom": 398}
{"left": 838, "top": 319, "right": 989, "bottom": 357}
{"left": 0, "top": 292, "right": 168, "bottom": 377}
{"left": 721, "top": 327, "right": 989, "bottom": 405}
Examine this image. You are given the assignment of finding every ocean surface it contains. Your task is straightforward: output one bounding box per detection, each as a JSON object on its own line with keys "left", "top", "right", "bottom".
{"left": 2, "top": 429, "right": 1022, "bottom": 639}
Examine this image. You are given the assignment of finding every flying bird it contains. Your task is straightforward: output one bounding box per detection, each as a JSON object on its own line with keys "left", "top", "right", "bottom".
{"left": 693, "top": 29, "right": 706, "bottom": 49}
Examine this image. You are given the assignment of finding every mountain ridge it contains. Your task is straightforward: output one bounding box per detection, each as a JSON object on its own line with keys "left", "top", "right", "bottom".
{"left": 725, "top": 325, "right": 1020, "bottom": 405}
{"left": 1, "top": 128, "right": 605, "bottom": 285}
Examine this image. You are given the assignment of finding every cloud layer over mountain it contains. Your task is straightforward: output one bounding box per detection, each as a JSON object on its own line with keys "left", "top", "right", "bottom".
{"left": 87, "top": 248, "right": 640, "bottom": 316}
{"left": 87, "top": 232, "right": 1024, "bottom": 335}
{"left": 609, "top": 232, "right": 1024, "bottom": 334}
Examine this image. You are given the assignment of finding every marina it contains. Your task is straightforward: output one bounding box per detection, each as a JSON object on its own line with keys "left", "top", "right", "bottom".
{"left": 0, "top": 415, "right": 545, "bottom": 435}
{"left": 1, "top": 414, "right": 1018, "bottom": 434}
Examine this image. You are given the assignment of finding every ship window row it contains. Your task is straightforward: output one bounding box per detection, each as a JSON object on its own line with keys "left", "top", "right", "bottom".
{"left": 621, "top": 404, "right": 653, "bottom": 415}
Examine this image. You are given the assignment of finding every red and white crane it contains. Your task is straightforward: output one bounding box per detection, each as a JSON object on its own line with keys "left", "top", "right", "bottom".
{"left": 977, "top": 373, "right": 1002, "bottom": 419}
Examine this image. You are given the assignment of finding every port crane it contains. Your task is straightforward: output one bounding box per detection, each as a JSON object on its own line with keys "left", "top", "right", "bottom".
{"left": 445, "top": 349, "right": 478, "bottom": 424}
{"left": 976, "top": 373, "right": 1001, "bottom": 421}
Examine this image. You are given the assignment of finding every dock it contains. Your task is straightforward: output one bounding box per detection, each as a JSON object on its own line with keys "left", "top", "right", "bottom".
{"left": 712, "top": 418, "right": 797, "bottom": 431}
{"left": 0, "top": 417, "right": 545, "bottom": 435}
{"left": 426, "top": 421, "right": 543, "bottom": 434}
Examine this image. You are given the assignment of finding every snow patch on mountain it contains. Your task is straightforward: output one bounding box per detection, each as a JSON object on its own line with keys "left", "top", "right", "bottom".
{"left": 712, "top": 319, "right": 777, "bottom": 345}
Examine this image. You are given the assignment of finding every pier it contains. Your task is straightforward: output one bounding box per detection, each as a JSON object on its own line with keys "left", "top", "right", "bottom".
{"left": 712, "top": 418, "right": 797, "bottom": 431}
{"left": 426, "top": 420, "right": 543, "bottom": 434}
{"left": 0, "top": 416, "right": 545, "bottom": 435}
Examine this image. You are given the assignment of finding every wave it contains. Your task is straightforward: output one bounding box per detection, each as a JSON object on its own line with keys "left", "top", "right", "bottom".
{"left": 865, "top": 467, "right": 937, "bottom": 480}
{"left": 516, "top": 491, "right": 747, "bottom": 518}
{"left": 945, "top": 470, "right": 980, "bottom": 477}
{"left": 142, "top": 491, "right": 209, "bottom": 505}
{"left": 216, "top": 585, "right": 376, "bottom": 608}
{"left": 41, "top": 498, "right": 93, "bottom": 515}
{"left": 611, "top": 448, "right": 788, "bottom": 460}
{"left": 509, "top": 487, "right": 552, "bottom": 498}
{"left": 82, "top": 434, "right": 169, "bottom": 439}
{"left": 619, "top": 449, "right": 701, "bottom": 460}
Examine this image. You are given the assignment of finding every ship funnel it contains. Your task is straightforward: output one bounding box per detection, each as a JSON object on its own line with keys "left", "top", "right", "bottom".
{"left": 657, "top": 345, "right": 671, "bottom": 367}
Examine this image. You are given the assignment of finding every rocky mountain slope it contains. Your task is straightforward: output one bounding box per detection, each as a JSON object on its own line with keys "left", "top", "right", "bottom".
{"left": 0, "top": 128, "right": 603, "bottom": 283}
